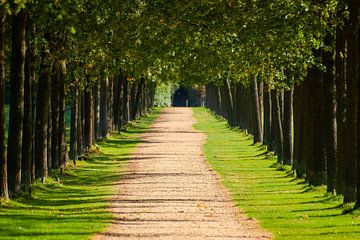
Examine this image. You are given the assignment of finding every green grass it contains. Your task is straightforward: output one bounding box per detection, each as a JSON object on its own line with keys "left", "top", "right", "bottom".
{"left": 193, "top": 107, "right": 360, "bottom": 240}
{"left": 0, "top": 108, "right": 161, "bottom": 240}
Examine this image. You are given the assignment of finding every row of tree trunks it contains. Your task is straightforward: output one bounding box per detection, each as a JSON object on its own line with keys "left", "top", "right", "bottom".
{"left": 68, "top": 74, "right": 156, "bottom": 163}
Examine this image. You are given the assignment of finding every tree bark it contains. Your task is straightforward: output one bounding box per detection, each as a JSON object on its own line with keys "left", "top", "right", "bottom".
{"left": 84, "top": 81, "right": 94, "bottom": 150}
{"left": 251, "top": 76, "right": 263, "bottom": 143}
{"left": 21, "top": 17, "right": 35, "bottom": 193}
{"left": 77, "top": 91, "right": 84, "bottom": 156}
{"left": 323, "top": 33, "right": 337, "bottom": 193}
{"left": 335, "top": 25, "right": 346, "bottom": 195}
{"left": 282, "top": 87, "right": 293, "bottom": 165}
{"left": 263, "top": 82, "right": 271, "bottom": 147}
{"left": 293, "top": 84, "right": 306, "bottom": 177}
{"left": 271, "top": 90, "right": 283, "bottom": 161}
{"left": 122, "top": 77, "right": 129, "bottom": 126}
{"left": 306, "top": 65, "right": 326, "bottom": 186}
{"left": 343, "top": 0, "right": 359, "bottom": 203}
{"left": 50, "top": 63, "right": 60, "bottom": 169}
{"left": 100, "top": 74, "right": 108, "bottom": 138}
{"left": 93, "top": 80, "right": 100, "bottom": 141}
{"left": 58, "top": 60, "right": 67, "bottom": 170}
{"left": 108, "top": 76, "right": 114, "bottom": 131}
{"left": 0, "top": 7, "right": 8, "bottom": 200}
{"left": 7, "top": 10, "right": 26, "bottom": 193}
{"left": 70, "top": 90, "right": 78, "bottom": 163}
{"left": 35, "top": 45, "right": 51, "bottom": 181}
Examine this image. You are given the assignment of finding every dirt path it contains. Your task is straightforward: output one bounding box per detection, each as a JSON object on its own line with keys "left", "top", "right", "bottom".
{"left": 93, "top": 107, "right": 271, "bottom": 240}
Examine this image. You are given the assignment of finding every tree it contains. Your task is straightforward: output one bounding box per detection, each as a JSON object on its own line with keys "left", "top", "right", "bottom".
{"left": 7, "top": 9, "right": 26, "bottom": 194}
{"left": 0, "top": 5, "right": 8, "bottom": 200}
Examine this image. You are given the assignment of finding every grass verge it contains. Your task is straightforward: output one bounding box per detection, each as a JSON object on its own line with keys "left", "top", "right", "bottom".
{"left": 193, "top": 107, "right": 360, "bottom": 240}
{"left": 0, "top": 108, "right": 161, "bottom": 240}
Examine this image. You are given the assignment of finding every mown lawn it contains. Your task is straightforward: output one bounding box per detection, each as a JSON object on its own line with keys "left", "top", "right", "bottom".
{"left": 0, "top": 108, "right": 161, "bottom": 240}
{"left": 193, "top": 107, "right": 360, "bottom": 240}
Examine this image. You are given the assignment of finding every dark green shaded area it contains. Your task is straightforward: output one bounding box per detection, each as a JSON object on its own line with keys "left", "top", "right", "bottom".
{"left": 0, "top": 108, "right": 161, "bottom": 240}
{"left": 193, "top": 107, "right": 360, "bottom": 240}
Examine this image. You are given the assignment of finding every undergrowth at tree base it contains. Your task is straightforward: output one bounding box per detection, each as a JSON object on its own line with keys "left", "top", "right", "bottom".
{"left": 193, "top": 107, "right": 360, "bottom": 240}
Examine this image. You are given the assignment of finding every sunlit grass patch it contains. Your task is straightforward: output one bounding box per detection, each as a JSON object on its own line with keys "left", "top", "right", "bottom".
{"left": 193, "top": 107, "right": 360, "bottom": 240}
{"left": 0, "top": 108, "right": 161, "bottom": 240}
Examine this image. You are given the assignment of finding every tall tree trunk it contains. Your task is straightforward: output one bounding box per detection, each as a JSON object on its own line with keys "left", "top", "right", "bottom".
{"left": 306, "top": 65, "right": 326, "bottom": 186}
{"left": 58, "top": 60, "right": 66, "bottom": 171}
{"left": 263, "top": 82, "right": 271, "bottom": 147}
{"left": 70, "top": 90, "right": 78, "bottom": 164}
{"left": 47, "top": 95, "right": 52, "bottom": 172}
{"left": 132, "top": 78, "right": 145, "bottom": 120}
{"left": 84, "top": 81, "right": 94, "bottom": 150}
{"left": 100, "top": 74, "right": 108, "bottom": 138}
{"left": 271, "top": 90, "right": 283, "bottom": 160}
{"left": 122, "top": 77, "right": 129, "bottom": 126}
{"left": 50, "top": 63, "right": 60, "bottom": 169}
{"left": 77, "top": 91, "right": 84, "bottom": 156}
{"left": 343, "top": 0, "right": 359, "bottom": 203}
{"left": 323, "top": 33, "right": 337, "bottom": 193}
{"left": 282, "top": 87, "right": 293, "bottom": 165}
{"left": 7, "top": 10, "right": 26, "bottom": 193}
{"left": 344, "top": 0, "right": 360, "bottom": 203}
{"left": 130, "top": 81, "right": 137, "bottom": 121}
{"left": 0, "top": 7, "right": 8, "bottom": 200}
{"left": 214, "top": 85, "right": 221, "bottom": 116}
{"left": 35, "top": 45, "right": 51, "bottom": 181}
{"left": 93, "top": 80, "right": 100, "bottom": 141}
{"left": 21, "top": 17, "right": 35, "bottom": 193}
{"left": 335, "top": 25, "right": 347, "bottom": 195}
{"left": 107, "top": 76, "right": 114, "bottom": 131}
{"left": 293, "top": 84, "right": 306, "bottom": 177}
{"left": 251, "top": 76, "right": 263, "bottom": 143}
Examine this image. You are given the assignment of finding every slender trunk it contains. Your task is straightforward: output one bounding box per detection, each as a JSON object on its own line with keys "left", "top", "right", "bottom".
{"left": 293, "top": 84, "right": 306, "bottom": 177}
{"left": 100, "top": 74, "right": 108, "bottom": 138}
{"left": 47, "top": 95, "right": 52, "bottom": 172}
{"left": 93, "top": 80, "right": 100, "bottom": 141}
{"left": 343, "top": 0, "right": 359, "bottom": 203}
{"left": 77, "top": 91, "right": 84, "bottom": 156}
{"left": 214, "top": 85, "right": 221, "bottom": 116}
{"left": 263, "top": 82, "right": 271, "bottom": 146}
{"left": 271, "top": 90, "right": 283, "bottom": 160}
{"left": 107, "top": 77, "right": 114, "bottom": 131}
{"left": 306, "top": 65, "right": 326, "bottom": 186}
{"left": 323, "top": 33, "right": 337, "bottom": 193}
{"left": 8, "top": 10, "right": 26, "bottom": 193}
{"left": 70, "top": 90, "right": 78, "bottom": 163}
{"left": 282, "top": 87, "right": 293, "bottom": 165}
{"left": 21, "top": 18, "right": 35, "bottom": 193}
{"left": 58, "top": 60, "right": 66, "bottom": 170}
{"left": 114, "top": 74, "right": 123, "bottom": 131}
{"left": 335, "top": 25, "right": 347, "bottom": 195}
{"left": 84, "top": 81, "right": 94, "bottom": 150}
{"left": 251, "top": 76, "right": 263, "bottom": 143}
{"left": 0, "top": 7, "right": 8, "bottom": 200}
{"left": 235, "top": 83, "right": 244, "bottom": 128}
{"left": 50, "top": 63, "right": 60, "bottom": 169}
{"left": 130, "top": 82, "right": 137, "bottom": 121}
{"left": 35, "top": 45, "right": 51, "bottom": 181}
{"left": 122, "top": 77, "right": 129, "bottom": 126}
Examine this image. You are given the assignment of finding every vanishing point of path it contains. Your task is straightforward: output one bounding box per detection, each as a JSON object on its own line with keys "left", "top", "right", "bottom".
{"left": 93, "top": 108, "right": 271, "bottom": 240}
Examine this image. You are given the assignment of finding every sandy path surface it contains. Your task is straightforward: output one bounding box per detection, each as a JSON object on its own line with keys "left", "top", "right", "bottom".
{"left": 93, "top": 107, "right": 271, "bottom": 240}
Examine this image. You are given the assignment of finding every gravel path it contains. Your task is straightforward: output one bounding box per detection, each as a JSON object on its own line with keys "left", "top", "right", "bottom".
{"left": 93, "top": 107, "right": 271, "bottom": 240}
